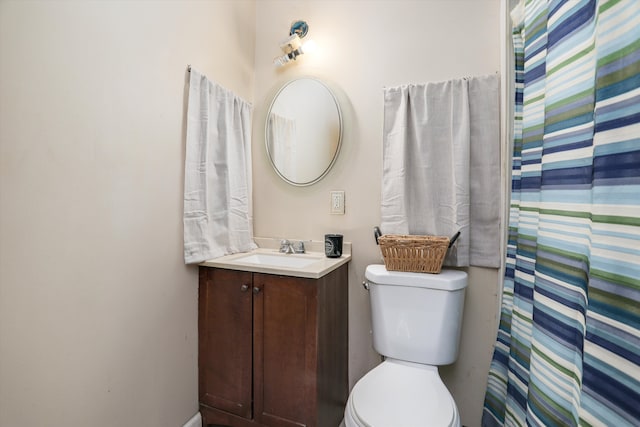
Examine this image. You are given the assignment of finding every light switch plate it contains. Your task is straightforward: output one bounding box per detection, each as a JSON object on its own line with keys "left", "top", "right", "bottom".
{"left": 330, "top": 191, "right": 345, "bottom": 215}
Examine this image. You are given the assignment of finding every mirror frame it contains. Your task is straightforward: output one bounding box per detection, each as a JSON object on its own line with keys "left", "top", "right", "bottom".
{"left": 265, "top": 77, "right": 343, "bottom": 187}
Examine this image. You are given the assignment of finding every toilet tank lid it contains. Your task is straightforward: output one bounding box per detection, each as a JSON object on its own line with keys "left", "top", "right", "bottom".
{"left": 365, "top": 264, "right": 467, "bottom": 291}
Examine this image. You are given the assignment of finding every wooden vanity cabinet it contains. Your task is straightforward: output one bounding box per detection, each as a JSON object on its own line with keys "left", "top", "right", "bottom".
{"left": 198, "top": 264, "right": 348, "bottom": 427}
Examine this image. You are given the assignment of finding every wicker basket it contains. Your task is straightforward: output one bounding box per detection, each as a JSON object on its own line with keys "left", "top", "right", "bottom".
{"left": 378, "top": 234, "right": 450, "bottom": 274}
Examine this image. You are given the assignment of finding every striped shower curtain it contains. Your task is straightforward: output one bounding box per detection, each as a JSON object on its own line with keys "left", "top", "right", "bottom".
{"left": 482, "top": 1, "right": 639, "bottom": 426}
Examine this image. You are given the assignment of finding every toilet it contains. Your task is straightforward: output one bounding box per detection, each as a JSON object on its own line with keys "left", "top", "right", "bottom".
{"left": 344, "top": 264, "right": 468, "bottom": 427}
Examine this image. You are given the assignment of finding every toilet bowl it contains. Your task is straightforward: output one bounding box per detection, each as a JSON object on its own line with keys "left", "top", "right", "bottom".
{"left": 344, "top": 359, "right": 460, "bottom": 427}
{"left": 345, "top": 265, "right": 468, "bottom": 427}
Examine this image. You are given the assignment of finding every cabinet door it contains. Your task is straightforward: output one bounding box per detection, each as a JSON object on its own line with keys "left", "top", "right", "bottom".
{"left": 253, "top": 273, "right": 318, "bottom": 427}
{"left": 199, "top": 268, "right": 253, "bottom": 419}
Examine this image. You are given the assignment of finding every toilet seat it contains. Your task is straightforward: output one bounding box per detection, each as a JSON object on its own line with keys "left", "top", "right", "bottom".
{"left": 345, "top": 360, "right": 459, "bottom": 427}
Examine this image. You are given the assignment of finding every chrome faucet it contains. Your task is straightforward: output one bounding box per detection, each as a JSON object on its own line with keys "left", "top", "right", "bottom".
{"left": 279, "top": 239, "right": 305, "bottom": 254}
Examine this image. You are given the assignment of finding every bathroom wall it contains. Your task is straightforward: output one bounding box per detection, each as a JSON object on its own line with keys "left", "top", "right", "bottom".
{"left": 0, "top": 1, "right": 255, "bottom": 426}
{"left": 252, "top": 1, "right": 502, "bottom": 425}
{"left": 1, "top": 1, "right": 503, "bottom": 426}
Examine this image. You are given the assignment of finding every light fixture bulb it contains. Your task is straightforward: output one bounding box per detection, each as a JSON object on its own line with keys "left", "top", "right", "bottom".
{"left": 273, "top": 21, "right": 316, "bottom": 67}
{"left": 273, "top": 54, "right": 291, "bottom": 67}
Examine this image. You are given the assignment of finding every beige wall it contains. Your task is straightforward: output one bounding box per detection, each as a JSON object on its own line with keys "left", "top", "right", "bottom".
{"left": 0, "top": 1, "right": 255, "bottom": 426}
{"left": 252, "top": 1, "right": 502, "bottom": 425}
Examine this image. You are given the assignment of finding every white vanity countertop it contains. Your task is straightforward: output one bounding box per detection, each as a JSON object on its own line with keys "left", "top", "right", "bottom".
{"left": 199, "top": 237, "right": 352, "bottom": 279}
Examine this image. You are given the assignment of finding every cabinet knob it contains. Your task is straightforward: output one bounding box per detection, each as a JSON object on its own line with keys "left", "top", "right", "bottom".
{"left": 253, "top": 286, "right": 261, "bottom": 294}
{"left": 240, "top": 284, "right": 249, "bottom": 292}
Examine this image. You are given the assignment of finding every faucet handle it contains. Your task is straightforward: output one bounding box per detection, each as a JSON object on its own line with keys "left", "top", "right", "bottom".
{"left": 292, "top": 241, "right": 305, "bottom": 254}
{"left": 279, "top": 239, "right": 294, "bottom": 254}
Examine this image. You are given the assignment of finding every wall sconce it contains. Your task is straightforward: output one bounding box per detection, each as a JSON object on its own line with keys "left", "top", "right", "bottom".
{"left": 273, "top": 20, "right": 316, "bottom": 67}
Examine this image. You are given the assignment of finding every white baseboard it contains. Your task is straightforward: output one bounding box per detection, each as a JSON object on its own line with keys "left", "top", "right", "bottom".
{"left": 183, "top": 412, "right": 202, "bottom": 427}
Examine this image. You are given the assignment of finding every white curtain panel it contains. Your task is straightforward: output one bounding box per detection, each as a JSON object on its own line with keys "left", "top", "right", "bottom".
{"left": 183, "top": 68, "right": 256, "bottom": 264}
{"left": 381, "top": 74, "right": 500, "bottom": 268}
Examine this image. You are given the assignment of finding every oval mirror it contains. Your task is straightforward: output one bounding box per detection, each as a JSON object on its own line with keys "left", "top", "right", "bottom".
{"left": 265, "top": 78, "right": 342, "bottom": 186}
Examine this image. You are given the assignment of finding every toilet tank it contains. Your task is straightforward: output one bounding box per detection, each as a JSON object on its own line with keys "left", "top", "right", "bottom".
{"left": 365, "top": 264, "right": 468, "bottom": 365}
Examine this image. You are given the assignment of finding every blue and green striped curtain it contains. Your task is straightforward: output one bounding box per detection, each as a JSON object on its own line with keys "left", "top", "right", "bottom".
{"left": 482, "top": 0, "right": 639, "bottom": 426}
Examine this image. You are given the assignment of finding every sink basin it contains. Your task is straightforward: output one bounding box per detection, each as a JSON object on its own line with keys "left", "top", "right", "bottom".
{"left": 233, "top": 253, "right": 322, "bottom": 269}
{"left": 200, "top": 239, "right": 351, "bottom": 278}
